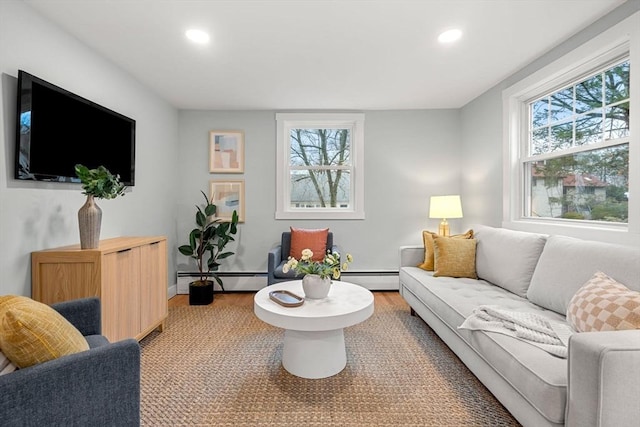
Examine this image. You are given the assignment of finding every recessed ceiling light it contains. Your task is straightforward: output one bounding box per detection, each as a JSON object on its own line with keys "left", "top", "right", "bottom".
{"left": 185, "top": 29, "right": 210, "bottom": 44}
{"left": 438, "top": 29, "right": 463, "bottom": 44}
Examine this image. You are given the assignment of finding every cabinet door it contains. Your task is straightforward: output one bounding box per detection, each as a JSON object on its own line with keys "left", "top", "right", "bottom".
{"left": 139, "top": 240, "right": 168, "bottom": 334}
{"left": 32, "top": 252, "right": 101, "bottom": 304}
{"left": 102, "top": 247, "right": 141, "bottom": 341}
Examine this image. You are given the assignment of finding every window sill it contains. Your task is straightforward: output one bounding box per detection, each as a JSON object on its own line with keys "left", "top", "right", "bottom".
{"left": 275, "top": 210, "right": 365, "bottom": 220}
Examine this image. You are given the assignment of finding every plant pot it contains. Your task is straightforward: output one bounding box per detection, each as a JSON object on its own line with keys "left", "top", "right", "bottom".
{"left": 189, "top": 280, "right": 214, "bottom": 305}
{"left": 78, "top": 195, "right": 102, "bottom": 249}
{"left": 302, "top": 274, "right": 332, "bottom": 299}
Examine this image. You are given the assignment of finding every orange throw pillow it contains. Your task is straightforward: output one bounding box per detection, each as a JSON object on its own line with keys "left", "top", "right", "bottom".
{"left": 290, "top": 227, "right": 328, "bottom": 261}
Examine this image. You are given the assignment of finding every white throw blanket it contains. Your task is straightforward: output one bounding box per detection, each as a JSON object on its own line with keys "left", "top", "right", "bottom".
{"left": 458, "top": 305, "right": 574, "bottom": 358}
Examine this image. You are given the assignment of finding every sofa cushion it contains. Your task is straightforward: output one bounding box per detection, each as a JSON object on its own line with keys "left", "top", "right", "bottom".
{"left": 289, "top": 227, "right": 328, "bottom": 261}
{"left": 418, "top": 229, "right": 473, "bottom": 271}
{"left": 474, "top": 225, "right": 547, "bottom": 297}
{"left": 433, "top": 237, "right": 477, "bottom": 279}
{"left": 399, "top": 266, "right": 568, "bottom": 424}
{"left": 0, "top": 295, "right": 89, "bottom": 368}
{"left": 567, "top": 271, "right": 640, "bottom": 332}
{"left": 528, "top": 235, "right": 640, "bottom": 315}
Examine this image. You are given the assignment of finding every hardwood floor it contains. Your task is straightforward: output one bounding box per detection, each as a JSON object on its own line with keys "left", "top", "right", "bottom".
{"left": 168, "top": 290, "right": 405, "bottom": 308}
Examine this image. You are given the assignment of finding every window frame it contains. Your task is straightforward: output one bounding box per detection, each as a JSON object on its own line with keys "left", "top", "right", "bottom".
{"left": 275, "top": 113, "right": 365, "bottom": 220}
{"left": 502, "top": 11, "right": 639, "bottom": 242}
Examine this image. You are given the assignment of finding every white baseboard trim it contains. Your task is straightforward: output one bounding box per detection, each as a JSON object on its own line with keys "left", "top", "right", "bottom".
{"left": 175, "top": 271, "right": 399, "bottom": 294}
{"left": 168, "top": 285, "right": 177, "bottom": 299}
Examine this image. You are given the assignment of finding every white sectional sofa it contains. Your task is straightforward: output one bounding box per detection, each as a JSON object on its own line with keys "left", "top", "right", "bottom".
{"left": 399, "top": 225, "right": 640, "bottom": 427}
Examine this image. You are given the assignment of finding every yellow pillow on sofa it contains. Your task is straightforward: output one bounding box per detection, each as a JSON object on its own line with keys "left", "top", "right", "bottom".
{"left": 433, "top": 236, "right": 478, "bottom": 279}
{"left": 0, "top": 295, "right": 89, "bottom": 368}
{"left": 417, "top": 229, "right": 473, "bottom": 271}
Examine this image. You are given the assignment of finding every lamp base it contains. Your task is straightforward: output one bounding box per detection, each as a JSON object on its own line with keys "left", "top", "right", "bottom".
{"left": 438, "top": 219, "right": 450, "bottom": 236}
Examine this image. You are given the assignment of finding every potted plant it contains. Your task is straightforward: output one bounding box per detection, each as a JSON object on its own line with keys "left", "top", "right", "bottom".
{"left": 282, "top": 249, "right": 353, "bottom": 299}
{"left": 74, "top": 164, "right": 126, "bottom": 249}
{"left": 178, "top": 190, "right": 239, "bottom": 305}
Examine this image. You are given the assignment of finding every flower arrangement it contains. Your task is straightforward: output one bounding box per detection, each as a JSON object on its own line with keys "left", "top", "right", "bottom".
{"left": 282, "top": 249, "right": 353, "bottom": 280}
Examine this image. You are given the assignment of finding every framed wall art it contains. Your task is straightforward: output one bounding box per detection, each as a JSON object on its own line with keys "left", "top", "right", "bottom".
{"left": 210, "top": 180, "right": 245, "bottom": 223}
{"left": 209, "top": 130, "right": 244, "bottom": 173}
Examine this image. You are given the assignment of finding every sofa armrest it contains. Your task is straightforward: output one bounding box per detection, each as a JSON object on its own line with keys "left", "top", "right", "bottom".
{"left": 52, "top": 297, "right": 101, "bottom": 336}
{"left": 399, "top": 245, "right": 423, "bottom": 268}
{"left": 566, "top": 330, "right": 640, "bottom": 427}
{"left": 0, "top": 338, "right": 140, "bottom": 426}
{"left": 267, "top": 246, "right": 283, "bottom": 285}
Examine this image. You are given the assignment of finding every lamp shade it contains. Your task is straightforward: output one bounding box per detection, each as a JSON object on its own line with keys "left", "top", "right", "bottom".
{"left": 429, "top": 195, "right": 463, "bottom": 219}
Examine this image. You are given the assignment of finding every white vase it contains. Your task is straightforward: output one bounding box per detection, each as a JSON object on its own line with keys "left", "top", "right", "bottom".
{"left": 78, "top": 195, "right": 102, "bottom": 249}
{"left": 302, "top": 274, "right": 332, "bottom": 299}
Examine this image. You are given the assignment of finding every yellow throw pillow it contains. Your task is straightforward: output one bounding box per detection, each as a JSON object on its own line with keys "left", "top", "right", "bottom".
{"left": 0, "top": 295, "right": 89, "bottom": 368}
{"left": 433, "top": 237, "right": 478, "bottom": 279}
{"left": 567, "top": 271, "right": 640, "bottom": 333}
{"left": 417, "top": 229, "right": 473, "bottom": 271}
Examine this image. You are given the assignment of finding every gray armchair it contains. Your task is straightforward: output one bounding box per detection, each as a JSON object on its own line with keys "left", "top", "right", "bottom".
{"left": 0, "top": 297, "right": 140, "bottom": 426}
{"left": 267, "top": 231, "right": 338, "bottom": 286}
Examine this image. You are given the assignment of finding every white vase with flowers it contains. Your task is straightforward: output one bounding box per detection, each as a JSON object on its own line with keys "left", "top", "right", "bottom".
{"left": 282, "top": 248, "right": 353, "bottom": 299}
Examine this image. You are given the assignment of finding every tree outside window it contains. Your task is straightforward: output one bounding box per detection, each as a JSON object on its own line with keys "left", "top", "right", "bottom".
{"left": 276, "top": 113, "right": 365, "bottom": 220}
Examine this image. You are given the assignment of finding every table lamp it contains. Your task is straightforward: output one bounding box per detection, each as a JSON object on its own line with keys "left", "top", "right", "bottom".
{"left": 429, "top": 195, "right": 463, "bottom": 236}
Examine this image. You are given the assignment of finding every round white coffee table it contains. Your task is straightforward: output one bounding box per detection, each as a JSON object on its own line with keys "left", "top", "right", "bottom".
{"left": 254, "top": 280, "right": 374, "bottom": 379}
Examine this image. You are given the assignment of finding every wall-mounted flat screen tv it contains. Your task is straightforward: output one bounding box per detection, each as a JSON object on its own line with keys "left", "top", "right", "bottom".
{"left": 14, "top": 70, "right": 136, "bottom": 185}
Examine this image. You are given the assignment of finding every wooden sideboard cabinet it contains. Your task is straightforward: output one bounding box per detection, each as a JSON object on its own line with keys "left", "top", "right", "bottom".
{"left": 31, "top": 236, "right": 168, "bottom": 342}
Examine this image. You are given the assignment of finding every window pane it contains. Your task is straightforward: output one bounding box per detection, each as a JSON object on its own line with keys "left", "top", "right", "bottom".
{"left": 527, "top": 144, "right": 629, "bottom": 222}
{"left": 605, "top": 61, "right": 629, "bottom": 105}
{"left": 531, "top": 98, "right": 549, "bottom": 129}
{"left": 575, "top": 111, "right": 602, "bottom": 146}
{"left": 575, "top": 74, "right": 602, "bottom": 114}
{"left": 290, "top": 170, "right": 351, "bottom": 208}
{"left": 531, "top": 128, "right": 549, "bottom": 155}
{"left": 550, "top": 121, "right": 573, "bottom": 151}
{"left": 550, "top": 88, "right": 573, "bottom": 122}
{"left": 605, "top": 102, "right": 629, "bottom": 140}
{"left": 289, "top": 129, "right": 351, "bottom": 167}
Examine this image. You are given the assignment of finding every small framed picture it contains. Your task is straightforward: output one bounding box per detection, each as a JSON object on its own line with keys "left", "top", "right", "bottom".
{"left": 209, "top": 180, "right": 245, "bottom": 223}
{"left": 209, "top": 130, "right": 244, "bottom": 173}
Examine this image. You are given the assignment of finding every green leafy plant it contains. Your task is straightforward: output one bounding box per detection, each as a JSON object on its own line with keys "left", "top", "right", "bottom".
{"left": 283, "top": 249, "right": 353, "bottom": 280}
{"left": 178, "top": 190, "right": 239, "bottom": 289}
{"left": 74, "top": 164, "right": 126, "bottom": 199}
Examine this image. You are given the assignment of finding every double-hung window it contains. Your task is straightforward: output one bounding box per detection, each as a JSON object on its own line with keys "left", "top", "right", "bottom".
{"left": 276, "top": 113, "right": 365, "bottom": 220}
{"left": 526, "top": 59, "right": 630, "bottom": 222}
{"left": 503, "top": 12, "right": 638, "bottom": 236}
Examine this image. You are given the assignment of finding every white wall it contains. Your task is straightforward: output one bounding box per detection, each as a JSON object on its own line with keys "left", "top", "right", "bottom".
{"left": 4, "top": 0, "right": 636, "bottom": 298}
{"left": 460, "top": 0, "right": 640, "bottom": 245}
{"left": 176, "top": 109, "right": 463, "bottom": 275}
{"left": 0, "top": 1, "right": 179, "bottom": 296}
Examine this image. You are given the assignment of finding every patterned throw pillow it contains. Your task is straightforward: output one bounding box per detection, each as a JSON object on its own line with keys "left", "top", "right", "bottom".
{"left": 417, "top": 229, "right": 473, "bottom": 271}
{"left": 567, "top": 271, "right": 640, "bottom": 333}
{"left": 433, "top": 236, "right": 478, "bottom": 279}
{"left": 289, "top": 227, "right": 329, "bottom": 262}
{"left": 0, "top": 295, "right": 89, "bottom": 368}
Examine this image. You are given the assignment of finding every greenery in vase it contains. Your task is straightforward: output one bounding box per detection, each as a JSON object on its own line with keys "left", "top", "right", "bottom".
{"left": 282, "top": 248, "right": 353, "bottom": 280}
{"left": 74, "top": 164, "right": 126, "bottom": 199}
{"left": 178, "top": 190, "right": 239, "bottom": 289}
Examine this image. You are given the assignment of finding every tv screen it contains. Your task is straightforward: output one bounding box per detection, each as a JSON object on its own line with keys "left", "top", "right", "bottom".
{"left": 15, "top": 70, "right": 136, "bottom": 185}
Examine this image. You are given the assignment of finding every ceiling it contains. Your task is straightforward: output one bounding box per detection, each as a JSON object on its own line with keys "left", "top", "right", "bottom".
{"left": 25, "top": 0, "right": 626, "bottom": 110}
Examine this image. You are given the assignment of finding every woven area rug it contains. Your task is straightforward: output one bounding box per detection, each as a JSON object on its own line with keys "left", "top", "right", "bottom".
{"left": 140, "top": 300, "right": 520, "bottom": 426}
